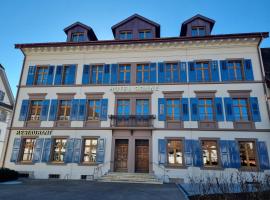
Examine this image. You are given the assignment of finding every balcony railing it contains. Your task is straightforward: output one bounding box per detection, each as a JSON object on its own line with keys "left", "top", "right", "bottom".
{"left": 109, "top": 115, "right": 155, "bottom": 127}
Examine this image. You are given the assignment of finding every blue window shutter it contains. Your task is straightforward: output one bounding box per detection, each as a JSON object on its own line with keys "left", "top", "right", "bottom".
{"left": 103, "top": 64, "right": 110, "bottom": 84}
{"left": 100, "top": 99, "right": 108, "bottom": 121}
{"left": 257, "top": 141, "right": 270, "bottom": 170}
{"left": 97, "top": 138, "right": 106, "bottom": 164}
{"left": 32, "top": 138, "right": 44, "bottom": 163}
{"left": 67, "top": 64, "right": 76, "bottom": 85}
{"left": 150, "top": 63, "right": 157, "bottom": 83}
{"left": 210, "top": 60, "right": 219, "bottom": 82}
{"left": 158, "top": 98, "right": 166, "bottom": 121}
{"left": 70, "top": 99, "right": 79, "bottom": 121}
{"left": 190, "top": 98, "right": 199, "bottom": 121}
{"left": 73, "top": 139, "right": 82, "bottom": 163}
{"left": 188, "top": 62, "right": 196, "bottom": 82}
{"left": 214, "top": 97, "right": 224, "bottom": 121}
{"left": 219, "top": 140, "right": 230, "bottom": 168}
{"left": 48, "top": 99, "right": 58, "bottom": 121}
{"left": 64, "top": 138, "right": 75, "bottom": 163}
{"left": 54, "top": 65, "right": 63, "bottom": 85}
{"left": 26, "top": 66, "right": 36, "bottom": 85}
{"left": 42, "top": 138, "right": 52, "bottom": 162}
{"left": 220, "top": 60, "right": 229, "bottom": 81}
{"left": 158, "top": 139, "right": 166, "bottom": 164}
{"left": 192, "top": 140, "right": 203, "bottom": 167}
{"left": 47, "top": 65, "right": 55, "bottom": 85}
{"left": 111, "top": 64, "right": 118, "bottom": 84}
{"left": 224, "top": 97, "right": 234, "bottom": 121}
{"left": 249, "top": 97, "right": 261, "bottom": 122}
{"left": 19, "top": 100, "right": 30, "bottom": 121}
{"left": 10, "top": 138, "right": 21, "bottom": 162}
{"left": 82, "top": 65, "right": 90, "bottom": 84}
{"left": 228, "top": 140, "right": 241, "bottom": 168}
{"left": 244, "top": 59, "right": 254, "bottom": 81}
{"left": 184, "top": 140, "right": 193, "bottom": 166}
{"left": 180, "top": 62, "right": 187, "bottom": 82}
{"left": 78, "top": 99, "right": 87, "bottom": 121}
{"left": 40, "top": 100, "right": 50, "bottom": 121}
{"left": 181, "top": 98, "right": 189, "bottom": 121}
{"left": 158, "top": 62, "right": 165, "bottom": 83}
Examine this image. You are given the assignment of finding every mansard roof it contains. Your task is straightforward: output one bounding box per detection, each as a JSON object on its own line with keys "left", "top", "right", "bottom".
{"left": 261, "top": 48, "right": 270, "bottom": 88}
{"left": 0, "top": 64, "right": 14, "bottom": 108}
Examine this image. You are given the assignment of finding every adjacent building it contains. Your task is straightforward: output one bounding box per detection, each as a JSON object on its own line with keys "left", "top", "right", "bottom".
{"left": 3, "top": 14, "right": 270, "bottom": 182}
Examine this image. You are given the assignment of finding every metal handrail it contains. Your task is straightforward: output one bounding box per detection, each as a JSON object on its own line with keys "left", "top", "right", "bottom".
{"left": 93, "top": 161, "right": 111, "bottom": 179}
{"left": 152, "top": 162, "right": 170, "bottom": 183}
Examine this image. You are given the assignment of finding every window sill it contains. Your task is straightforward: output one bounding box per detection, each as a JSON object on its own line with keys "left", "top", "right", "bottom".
{"left": 47, "top": 162, "right": 67, "bottom": 166}
{"left": 78, "top": 163, "right": 98, "bottom": 166}
{"left": 200, "top": 166, "right": 223, "bottom": 170}
{"left": 239, "top": 167, "right": 259, "bottom": 172}
{"left": 165, "top": 165, "right": 187, "bottom": 169}
{"left": 17, "top": 161, "right": 34, "bottom": 165}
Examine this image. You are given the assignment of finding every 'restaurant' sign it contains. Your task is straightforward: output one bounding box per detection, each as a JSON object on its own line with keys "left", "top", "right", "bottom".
{"left": 16, "top": 130, "right": 52, "bottom": 136}
{"left": 110, "top": 86, "right": 159, "bottom": 92}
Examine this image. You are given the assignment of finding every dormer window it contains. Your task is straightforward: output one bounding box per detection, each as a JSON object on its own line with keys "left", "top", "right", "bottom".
{"left": 119, "top": 31, "right": 133, "bottom": 40}
{"left": 139, "top": 30, "right": 152, "bottom": 39}
{"left": 71, "top": 32, "right": 85, "bottom": 42}
{"left": 191, "top": 26, "right": 206, "bottom": 37}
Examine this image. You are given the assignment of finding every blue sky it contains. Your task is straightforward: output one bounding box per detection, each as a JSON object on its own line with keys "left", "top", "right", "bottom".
{"left": 0, "top": 0, "right": 270, "bottom": 95}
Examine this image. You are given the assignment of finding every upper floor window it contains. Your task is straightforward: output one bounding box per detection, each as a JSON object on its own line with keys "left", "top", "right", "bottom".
{"left": 87, "top": 99, "right": 100, "bottom": 120}
{"left": 139, "top": 30, "right": 152, "bottom": 39}
{"left": 20, "top": 138, "right": 36, "bottom": 162}
{"left": 136, "top": 99, "right": 149, "bottom": 115}
{"left": 117, "top": 99, "right": 130, "bottom": 115}
{"left": 227, "top": 60, "right": 243, "bottom": 81}
{"left": 165, "top": 63, "right": 179, "bottom": 82}
{"left": 202, "top": 140, "right": 219, "bottom": 167}
{"left": 239, "top": 141, "right": 257, "bottom": 169}
{"left": 232, "top": 98, "right": 250, "bottom": 122}
{"left": 82, "top": 138, "right": 98, "bottom": 164}
{"left": 28, "top": 100, "right": 42, "bottom": 121}
{"left": 191, "top": 26, "right": 206, "bottom": 36}
{"left": 137, "top": 64, "right": 150, "bottom": 83}
{"left": 91, "top": 65, "right": 103, "bottom": 84}
{"left": 167, "top": 139, "right": 183, "bottom": 166}
{"left": 119, "top": 31, "right": 133, "bottom": 40}
{"left": 54, "top": 65, "right": 76, "bottom": 85}
{"left": 166, "top": 99, "right": 181, "bottom": 121}
{"left": 118, "top": 64, "right": 131, "bottom": 84}
{"left": 71, "top": 32, "right": 84, "bottom": 42}
{"left": 195, "top": 61, "right": 210, "bottom": 81}
{"left": 198, "top": 98, "right": 214, "bottom": 121}
{"left": 0, "top": 90, "right": 5, "bottom": 102}
{"left": 0, "top": 110, "right": 7, "bottom": 122}
{"left": 58, "top": 100, "right": 71, "bottom": 121}
{"left": 52, "top": 138, "right": 67, "bottom": 163}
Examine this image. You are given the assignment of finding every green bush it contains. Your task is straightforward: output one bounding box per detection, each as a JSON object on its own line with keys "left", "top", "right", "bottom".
{"left": 0, "top": 168, "right": 18, "bottom": 182}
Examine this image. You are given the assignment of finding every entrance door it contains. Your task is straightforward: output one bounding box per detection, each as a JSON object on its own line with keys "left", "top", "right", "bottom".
{"left": 114, "top": 139, "right": 128, "bottom": 172}
{"left": 135, "top": 140, "right": 149, "bottom": 173}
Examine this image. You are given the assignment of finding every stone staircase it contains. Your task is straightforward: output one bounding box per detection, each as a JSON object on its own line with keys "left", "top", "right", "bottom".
{"left": 98, "top": 172, "right": 162, "bottom": 184}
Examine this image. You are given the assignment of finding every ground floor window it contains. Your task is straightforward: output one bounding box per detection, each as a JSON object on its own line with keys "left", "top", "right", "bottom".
{"left": 21, "top": 138, "right": 36, "bottom": 162}
{"left": 201, "top": 140, "right": 219, "bottom": 167}
{"left": 167, "top": 139, "right": 183, "bottom": 166}
{"left": 239, "top": 141, "right": 257, "bottom": 168}
{"left": 82, "top": 138, "right": 98, "bottom": 164}
{"left": 52, "top": 138, "right": 67, "bottom": 163}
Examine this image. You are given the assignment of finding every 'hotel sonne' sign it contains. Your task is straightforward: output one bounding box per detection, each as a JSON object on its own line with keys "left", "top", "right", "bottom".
{"left": 16, "top": 130, "right": 52, "bottom": 136}
{"left": 110, "top": 86, "right": 159, "bottom": 92}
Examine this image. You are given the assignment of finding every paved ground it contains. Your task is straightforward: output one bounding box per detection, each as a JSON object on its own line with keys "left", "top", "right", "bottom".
{"left": 0, "top": 179, "right": 186, "bottom": 200}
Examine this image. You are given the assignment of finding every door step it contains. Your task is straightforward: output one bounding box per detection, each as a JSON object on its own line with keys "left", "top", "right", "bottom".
{"left": 98, "top": 172, "right": 162, "bottom": 184}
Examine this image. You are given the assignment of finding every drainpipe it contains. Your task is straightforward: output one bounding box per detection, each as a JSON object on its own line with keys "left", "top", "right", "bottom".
{"left": 1, "top": 50, "right": 26, "bottom": 168}
{"left": 257, "top": 34, "right": 270, "bottom": 120}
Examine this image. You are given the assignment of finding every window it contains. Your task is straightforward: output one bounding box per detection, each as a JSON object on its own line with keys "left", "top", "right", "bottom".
{"left": 232, "top": 98, "right": 250, "bottom": 121}
{"left": 34, "top": 66, "right": 49, "bottom": 85}
{"left": 118, "top": 64, "right": 131, "bottom": 83}
{"left": 21, "top": 138, "right": 36, "bottom": 162}
{"left": 137, "top": 64, "right": 150, "bottom": 83}
{"left": 198, "top": 98, "right": 214, "bottom": 121}
{"left": 91, "top": 65, "right": 103, "bottom": 84}
{"left": 28, "top": 100, "right": 42, "bottom": 121}
{"left": 71, "top": 32, "right": 84, "bottom": 42}
{"left": 0, "top": 110, "right": 7, "bottom": 122}
{"left": 194, "top": 62, "right": 210, "bottom": 81}
{"left": 227, "top": 60, "right": 243, "bottom": 81}
{"left": 82, "top": 138, "right": 98, "bottom": 164}
{"left": 139, "top": 30, "right": 152, "bottom": 39}
{"left": 166, "top": 99, "right": 181, "bottom": 121}
{"left": 87, "top": 99, "right": 100, "bottom": 120}
{"left": 62, "top": 65, "right": 72, "bottom": 85}
{"left": 58, "top": 100, "right": 71, "bottom": 121}
{"left": 52, "top": 138, "right": 67, "bottom": 163}
{"left": 167, "top": 139, "right": 183, "bottom": 166}
{"left": 119, "top": 31, "right": 133, "bottom": 40}
{"left": 202, "top": 140, "right": 219, "bottom": 167}
{"left": 117, "top": 100, "right": 130, "bottom": 115}
{"left": 136, "top": 99, "right": 149, "bottom": 115}
{"left": 165, "top": 63, "right": 179, "bottom": 82}
{"left": 191, "top": 26, "right": 206, "bottom": 36}
{"left": 239, "top": 141, "right": 257, "bottom": 168}
{"left": 0, "top": 90, "right": 5, "bottom": 102}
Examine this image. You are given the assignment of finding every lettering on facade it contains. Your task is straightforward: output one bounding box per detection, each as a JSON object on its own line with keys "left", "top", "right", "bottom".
{"left": 110, "top": 86, "right": 159, "bottom": 92}
{"left": 16, "top": 130, "right": 52, "bottom": 136}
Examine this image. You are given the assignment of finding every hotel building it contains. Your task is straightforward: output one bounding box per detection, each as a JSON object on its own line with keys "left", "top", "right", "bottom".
{"left": 3, "top": 14, "right": 270, "bottom": 182}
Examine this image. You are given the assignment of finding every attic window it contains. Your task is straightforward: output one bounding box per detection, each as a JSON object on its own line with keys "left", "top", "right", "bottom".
{"left": 191, "top": 26, "right": 206, "bottom": 37}
{"left": 119, "top": 31, "right": 133, "bottom": 40}
{"left": 71, "top": 32, "right": 85, "bottom": 42}
{"left": 139, "top": 30, "right": 152, "bottom": 39}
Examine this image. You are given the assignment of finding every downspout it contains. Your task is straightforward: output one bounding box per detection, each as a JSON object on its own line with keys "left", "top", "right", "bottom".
{"left": 257, "top": 34, "right": 270, "bottom": 120}
{"left": 1, "top": 49, "right": 26, "bottom": 168}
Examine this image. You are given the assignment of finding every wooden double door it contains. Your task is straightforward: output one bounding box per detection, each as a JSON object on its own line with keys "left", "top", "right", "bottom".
{"left": 135, "top": 140, "right": 149, "bottom": 173}
{"left": 114, "top": 139, "right": 129, "bottom": 172}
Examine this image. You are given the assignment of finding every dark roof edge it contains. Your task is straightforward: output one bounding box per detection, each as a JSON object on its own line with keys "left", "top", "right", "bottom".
{"left": 15, "top": 32, "right": 269, "bottom": 49}
{"left": 0, "top": 102, "right": 13, "bottom": 110}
